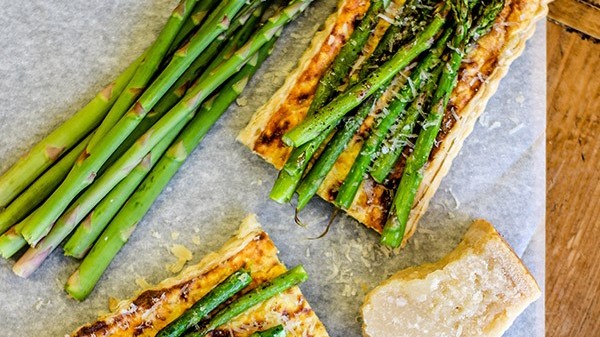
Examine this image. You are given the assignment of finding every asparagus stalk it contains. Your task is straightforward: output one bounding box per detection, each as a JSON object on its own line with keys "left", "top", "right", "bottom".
{"left": 295, "top": 95, "right": 380, "bottom": 211}
{"left": 12, "top": 118, "right": 190, "bottom": 278}
{"left": 169, "top": 0, "right": 222, "bottom": 54}
{"left": 61, "top": 136, "right": 172, "bottom": 259}
{"left": 269, "top": 128, "right": 333, "bottom": 203}
{"left": 101, "top": 3, "right": 266, "bottom": 175}
{"left": 65, "top": 37, "right": 281, "bottom": 300}
{"left": 0, "top": 53, "right": 144, "bottom": 208}
{"left": 335, "top": 29, "right": 452, "bottom": 209}
{"left": 60, "top": 9, "right": 264, "bottom": 256}
{"left": 250, "top": 325, "right": 286, "bottom": 337}
{"left": 18, "top": 109, "right": 190, "bottom": 249}
{"left": 29, "top": 0, "right": 304, "bottom": 247}
{"left": 19, "top": 0, "right": 248, "bottom": 245}
{"left": 61, "top": 6, "right": 266, "bottom": 255}
{"left": 185, "top": 265, "right": 309, "bottom": 337}
{"left": 380, "top": 0, "right": 505, "bottom": 248}
{"left": 0, "top": 135, "right": 91, "bottom": 235}
{"left": 470, "top": 0, "right": 506, "bottom": 40}
{"left": 202, "top": 2, "right": 270, "bottom": 75}
{"left": 0, "top": 221, "right": 27, "bottom": 259}
{"left": 353, "top": 0, "right": 436, "bottom": 84}
{"left": 155, "top": 2, "right": 266, "bottom": 121}
{"left": 16, "top": 2, "right": 267, "bottom": 253}
{"left": 87, "top": 0, "right": 201, "bottom": 152}
{"left": 282, "top": 3, "right": 450, "bottom": 147}
{"left": 269, "top": 0, "right": 388, "bottom": 203}
{"left": 369, "top": 66, "right": 443, "bottom": 183}
{"left": 156, "top": 270, "right": 253, "bottom": 337}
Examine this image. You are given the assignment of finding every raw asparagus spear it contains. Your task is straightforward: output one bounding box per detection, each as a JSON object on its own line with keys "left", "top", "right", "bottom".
{"left": 61, "top": 5, "right": 266, "bottom": 254}
{"left": 185, "top": 265, "right": 309, "bottom": 337}
{"left": 203, "top": 2, "right": 270, "bottom": 75}
{"left": 156, "top": 270, "right": 252, "bottom": 337}
{"left": 61, "top": 8, "right": 266, "bottom": 257}
{"left": 19, "top": 0, "right": 248, "bottom": 245}
{"left": 65, "top": 37, "right": 281, "bottom": 300}
{"left": 155, "top": 2, "right": 266, "bottom": 119}
{"left": 282, "top": 3, "right": 450, "bottom": 147}
{"left": 0, "top": 135, "right": 91, "bottom": 234}
{"left": 0, "top": 221, "right": 27, "bottom": 259}
{"left": 62, "top": 147, "right": 166, "bottom": 258}
{"left": 169, "top": 0, "right": 222, "bottom": 54}
{"left": 295, "top": 95, "right": 380, "bottom": 211}
{"left": 0, "top": 53, "right": 144, "bottom": 208}
{"left": 381, "top": 0, "right": 503, "bottom": 248}
{"left": 269, "top": 0, "right": 388, "bottom": 203}
{"left": 369, "top": 66, "right": 443, "bottom": 183}
{"left": 101, "top": 3, "right": 266, "bottom": 175}
{"left": 12, "top": 118, "right": 190, "bottom": 278}
{"left": 87, "top": 0, "right": 201, "bottom": 152}
{"left": 250, "top": 325, "right": 286, "bottom": 337}
{"left": 335, "top": 29, "right": 452, "bottom": 209}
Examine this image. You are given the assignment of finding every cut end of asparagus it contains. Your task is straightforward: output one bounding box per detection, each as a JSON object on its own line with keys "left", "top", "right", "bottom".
{"left": 0, "top": 228, "right": 27, "bottom": 259}
{"left": 370, "top": 174, "right": 387, "bottom": 185}
{"left": 65, "top": 270, "right": 88, "bottom": 302}
{"left": 380, "top": 216, "right": 406, "bottom": 248}
{"left": 281, "top": 134, "right": 295, "bottom": 147}
{"left": 12, "top": 247, "right": 52, "bottom": 279}
{"left": 269, "top": 178, "right": 295, "bottom": 204}
{"left": 250, "top": 325, "right": 286, "bottom": 337}
{"left": 286, "top": 264, "right": 309, "bottom": 282}
{"left": 20, "top": 222, "right": 49, "bottom": 248}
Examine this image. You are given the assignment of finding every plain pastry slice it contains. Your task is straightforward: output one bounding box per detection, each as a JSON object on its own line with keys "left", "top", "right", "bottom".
{"left": 71, "top": 215, "right": 329, "bottom": 337}
{"left": 361, "top": 219, "right": 541, "bottom": 337}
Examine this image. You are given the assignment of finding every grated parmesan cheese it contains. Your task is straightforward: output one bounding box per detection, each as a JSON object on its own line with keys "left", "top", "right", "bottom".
{"left": 488, "top": 121, "right": 501, "bottom": 131}
{"left": 377, "top": 13, "right": 396, "bottom": 25}
{"left": 135, "top": 276, "right": 151, "bottom": 290}
{"left": 509, "top": 123, "right": 524, "bottom": 135}
{"left": 108, "top": 297, "right": 120, "bottom": 312}
{"left": 448, "top": 188, "right": 460, "bottom": 210}
{"left": 168, "top": 244, "right": 193, "bottom": 273}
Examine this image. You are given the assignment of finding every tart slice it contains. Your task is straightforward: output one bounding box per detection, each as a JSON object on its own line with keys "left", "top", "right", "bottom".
{"left": 238, "top": 0, "right": 548, "bottom": 246}
{"left": 70, "top": 215, "right": 329, "bottom": 337}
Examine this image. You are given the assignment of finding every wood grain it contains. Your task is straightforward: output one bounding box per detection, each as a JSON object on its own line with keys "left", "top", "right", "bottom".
{"left": 548, "top": 0, "right": 600, "bottom": 39}
{"left": 547, "top": 21, "right": 600, "bottom": 337}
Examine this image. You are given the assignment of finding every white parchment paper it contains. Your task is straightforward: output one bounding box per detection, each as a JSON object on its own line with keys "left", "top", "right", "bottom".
{"left": 0, "top": 1, "right": 545, "bottom": 336}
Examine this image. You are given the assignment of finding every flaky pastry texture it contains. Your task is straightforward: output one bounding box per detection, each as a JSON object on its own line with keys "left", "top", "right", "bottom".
{"left": 361, "top": 219, "right": 541, "bottom": 337}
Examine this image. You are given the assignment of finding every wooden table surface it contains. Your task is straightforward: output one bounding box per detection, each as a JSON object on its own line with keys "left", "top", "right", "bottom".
{"left": 546, "top": 0, "right": 600, "bottom": 336}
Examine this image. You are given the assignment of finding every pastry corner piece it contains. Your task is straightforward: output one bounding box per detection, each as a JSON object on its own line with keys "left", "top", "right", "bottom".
{"left": 361, "top": 219, "right": 541, "bottom": 337}
{"left": 70, "top": 214, "right": 329, "bottom": 337}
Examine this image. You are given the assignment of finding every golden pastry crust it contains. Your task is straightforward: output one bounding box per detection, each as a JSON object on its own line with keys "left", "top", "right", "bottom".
{"left": 238, "top": 0, "right": 548, "bottom": 245}
{"left": 70, "top": 215, "right": 329, "bottom": 337}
